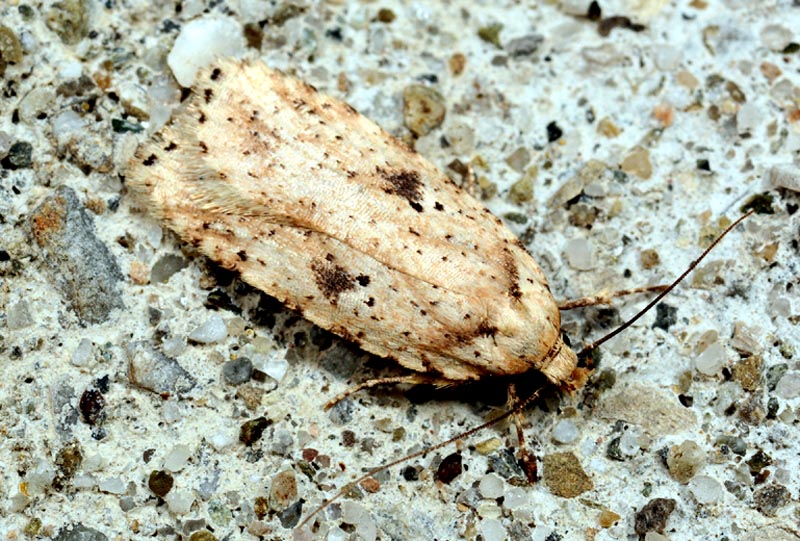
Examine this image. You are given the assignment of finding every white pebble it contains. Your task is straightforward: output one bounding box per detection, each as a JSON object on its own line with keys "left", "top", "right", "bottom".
{"left": 768, "top": 165, "right": 800, "bottom": 193}
{"left": 760, "top": 24, "right": 793, "bottom": 51}
{"left": 653, "top": 45, "right": 681, "bottom": 71}
{"left": 775, "top": 371, "right": 800, "bottom": 399}
{"left": 162, "top": 400, "right": 182, "bottom": 423}
{"left": 58, "top": 60, "right": 83, "bottom": 79}
{"left": 51, "top": 110, "right": 86, "bottom": 146}
{"left": 257, "top": 350, "right": 289, "bottom": 382}
{"left": 71, "top": 338, "right": 94, "bottom": 367}
{"left": 167, "top": 16, "right": 246, "bottom": 87}
{"left": 618, "top": 430, "right": 640, "bottom": 457}
{"left": 189, "top": 314, "right": 228, "bottom": 344}
{"left": 478, "top": 473, "right": 504, "bottom": 499}
{"left": 98, "top": 477, "right": 126, "bottom": 494}
{"left": 166, "top": 490, "right": 194, "bottom": 515}
{"left": 695, "top": 342, "right": 726, "bottom": 376}
{"left": 480, "top": 518, "right": 507, "bottom": 541}
{"left": 565, "top": 238, "right": 595, "bottom": 270}
{"left": 736, "top": 103, "right": 760, "bottom": 135}
{"left": 688, "top": 475, "right": 724, "bottom": 504}
{"left": 341, "top": 501, "right": 376, "bottom": 541}
{"left": 476, "top": 500, "right": 502, "bottom": 519}
{"left": 503, "top": 486, "right": 528, "bottom": 509}
{"left": 326, "top": 527, "right": 347, "bottom": 541}
{"left": 164, "top": 444, "right": 192, "bottom": 472}
{"left": 209, "top": 430, "right": 237, "bottom": 451}
{"left": 552, "top": 419, "right": 579, "bottom": 444}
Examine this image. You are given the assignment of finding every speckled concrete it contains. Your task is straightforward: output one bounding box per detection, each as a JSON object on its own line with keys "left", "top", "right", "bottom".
{"left": 1, "top": 1, "right": 799, "bottom": 540}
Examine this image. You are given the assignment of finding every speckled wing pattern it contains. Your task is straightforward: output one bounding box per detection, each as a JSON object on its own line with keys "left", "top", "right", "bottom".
{"left": 126, "top": 59, "right": 578, "bottom": 385}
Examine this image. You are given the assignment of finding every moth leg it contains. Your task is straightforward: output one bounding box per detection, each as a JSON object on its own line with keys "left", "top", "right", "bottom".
{"left": 557, "top": 284, "right": 668, "bottom": 310}
{"left": 324, "top": 374, "right": 444, "bottom": 410}
{"left": 507, "top": 383, "right": 538, "bottom": 483}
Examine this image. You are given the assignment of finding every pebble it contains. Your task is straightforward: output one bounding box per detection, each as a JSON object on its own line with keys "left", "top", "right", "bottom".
{"left": 148, "top": 470, "right": 174, "bottom": 497}
{"left": 54, "top": 524, "right": 108, "bottom": 541}
{"left": 1, "top": 141, "right": 32, "bottom": 169}
{"left": 166, "top": 490, "right": 194, "bottom": 515}
{"left": 127, "top": 343, "right": 196, "bottom": 395}
{"left": 695, "top": 342, "right": 726, "bottom": 376}
{"left": 634, "top": 498, "right": 675, "bottom": 537}
{"left": 479, "top": 518, "right": 506, "bottom": 541}
{"left": 667, "top": 440, "right": 705, "bottom": 483}
{"left": 506, "top": 34, "right": 543, "bottom": 57}
{"left": 551, "top": 419, "right": 579, "bottom": 444}
{"left": 736, "top": 103, "right": 760, "bottom": 135}
{"left": 402, "top": 84, "right": 446, "bottom": 136}
{"left": 98, "top": 477, "right": 126, "bottom": 495}
{"left": 167, "top": 16, "right": 246, "bottom": 87}
{"left": 255, "top": 350, "right": 289, "bottom": 382}
{"left": 189, "top": 314, "right": 228, "bottom": 344}
{"left": 478, "top": 473, "right": 504, "bottom": 499}
{"left": 688, "top": 475, "right": 723, "bottom": 504}
{"left": 341, "top": 501, "right": 377, "bottom": 541}
{"left": 775, "top": 371, "right": 800, "bottom": 399}
{"left": 503, "top": 486, "right": 527, "bottom": 509}
{"left": 7, "top": 300, "right": 33, "bottom": 329}
{"left": 620, "top": 146, "right": 652, "bottom": 179}
{"left": 164, "top": 444, "right": 192, "bottom": 472}
{"left": 760, "top": 24, "right": 793, "bottom": 51}
{"left": 542, "top": 452, "right": 593, "bottom": 498}
{"left": 269, "top": 470, "right": 297, "bottom": 511}
{"left": 27, "top": 186, "right": 124, "bottom": 324}
{"left": 768, "top": 164, "right": 800, "bottom": 192}
{"left": 565, "top": 238, "right": 595, "bottom": 270}
{"left": 222, "top": 357, "right": 253, "bottom": 385}
{"left": 753, "top": 483, "right": 790, "bottom": 516}
{"left": 71, "top": 338, "right": 93, "bottom": 367}
{"left": 150, "top": 254, "right": 188, "bottom": 283}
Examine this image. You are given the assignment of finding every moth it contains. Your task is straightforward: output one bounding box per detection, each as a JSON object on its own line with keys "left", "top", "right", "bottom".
{"left": 126, "top": 58, "right": 748, "bottom": 529}
{"left": 126, "top": 58, "right": 587, "bottom": 393}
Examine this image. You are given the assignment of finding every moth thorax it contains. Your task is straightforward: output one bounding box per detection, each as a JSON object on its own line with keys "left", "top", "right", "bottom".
{"left": 537, "top": 338, "right": 586, "bottom": 392}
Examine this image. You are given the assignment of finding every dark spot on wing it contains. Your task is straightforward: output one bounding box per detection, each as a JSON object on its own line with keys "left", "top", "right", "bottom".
{"left": 311, "top": 258, "right": 356, "bottom": 305}
{"left": 142, "top": 154, "right": 157, "bottom": 166}
{"left": 210, "top": 68, "right": 222, "bottom": 80}
{"left": 356, "top": 274, "right": 370, "bottom": 287}
{"left": 378, "top": 168, "right": 423, "bottom": 208}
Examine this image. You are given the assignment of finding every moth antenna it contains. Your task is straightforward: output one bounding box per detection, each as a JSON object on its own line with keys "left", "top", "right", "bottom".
{"left": 296, "top": 386, "right": 546, "bottom": 532}
{"left": 579, "top": 210, "right": 754, "bottom": 357}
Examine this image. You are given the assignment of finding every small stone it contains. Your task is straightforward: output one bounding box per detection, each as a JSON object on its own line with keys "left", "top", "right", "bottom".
{"left": 164, "top": 444, "right": 192, "bottom": 472}
{"left": 753, "top": 483, "right": 790, "bottom": 516}
{"left": 7, "top": 300, "right": 33, "bottom": 329}
{"left": 376, "top": 8, "right": 395, "bottom": 23}
{"left": 695, "top": 342, "right": 726, "bottom": 376}
{"left": 736, "top": 103, "right": 761, "bottom": 135}
{"left": 435, "top": 453, "right": 462, "bottom": 484}
{"left": 565, "top": 238, "right": 595, "bottom": 271}
{"left": 639, "top": 249, "right": 660, "bottom": 269}
{"left": 478, "top": 473, "right": 504, "bottom": 499}
{"left": 506, "top": 34, "right": 543, "bottom": 57}
{"left": 542, "top": 452, "right": 593, "bottom": 498}
{"left": 223, "top": 357, "right": 253, "bottom": 385}
{"left": 28, "top": 187, "right": 124, "bottom": 324}
{"left": 449, "top": 53, "right": 467, "bottom": 76}
{"left": 730, "top": 321, "right": 761, "bottom": 356}
{"left": 236, "top": 384, "right": 265, "bottom": 410}
{"left": 766, "top": 363, "right": 788, "bottom": 391}
{"left": 269, "top": 470, "right": 297, "bottom": 511}
{"left": 551, "top": 419, "right": 579, "bottom": 444}
{"left": 774, "top": 371, "right": 800, "bottom": 399}
{"left": 150, "top": 254, "right": 189, "bottom": 283}
{"left": 71, "top": 338, "right": 93, "bottom": 366}
{"left": 760, "top": 24, "right": 793, "bottom": 51}
{"left": 667, "top": 440, "right": 705, "bottom": 483}
{"left": 477, "top": 23, "right": 503, "bottom": 48}
{"left": 239, "top": 416, "right": 271, "bottom": 446}
{"left": 166, "top": 490, "right": 194, "bottom": 514}
{"left": 98, "top": 477, "right": 126, "bottom": 494}
{"left": 127, "top": 343, "right": 196, "bottom": 395}
{"left": 1, "top": 141, "right": 33, "bottom": 169}
{"left": 53, "top": 524, "right": 108, "bottom": 541}
{"left": 620, "top": 146, "right": 652, "bottom": 179}
{"left": 189, "top": 314, "right": 228, "bottom": 344}
{"left": 0, "top": 25, "right": 23, "bottom": 71}
{"left": 341, "top": 501, "right": 377, "bottom": 541}
{"left": 148, "top": 470, "right": 174, "bottom": 497}
{"left": 599, "top": 509, "right": 620, "bottom": 528}
{"left": 651, "top": 303, "right": 677, "bottom": 331}
{"left": 767, "top": 164, "right": 800, "bottom": 192}
{"left": 508, "top": 173, "right": 534, "bottom": 204}
{"left": 45, "top": 0, "right": 90, "bottom": 45}
{"left": 732, "top": 355, "right": 762, "bottom": 391}
{"left": 167, "top": 16, "right": 246, "bottom": 87}
{"left": 546, "top": 121, "right": 563, "bottom": 142}
{"left": 597, "top": 117, "right": 621, "bottom": 137}
{"left": 403, "top": 84, "right": 446, "bottom": 137}
{"left": 688, "top": 475, "right": 723, "bottom": 504}
{"left": 255, "top": 350, "right": 289, "bottom": 382}
{"left": 505, "top": 147, "right": 531, "bottom": 172}
{"left": 189, "top": 532, "right": 217, "bottom": 541}
{"left": 79, "top": 388, "right": 105, "bottom": 426}
{"left": 634, "top": 498, "right": 676, "bottom": 536}
{"left": 479, "top": 518, "right": 506, "bottom": 541}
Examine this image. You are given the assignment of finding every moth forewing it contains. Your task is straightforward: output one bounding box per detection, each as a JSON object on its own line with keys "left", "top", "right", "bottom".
{"left": 126, "top": 58, "right": 583, "bottom": 390}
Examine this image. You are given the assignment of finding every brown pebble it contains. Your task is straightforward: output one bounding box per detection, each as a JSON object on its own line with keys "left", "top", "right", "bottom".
{"left": 634, "top": 498, "right": 676, "bottom": 536}
{"left": 148, "top": 470, "right": 174, "bottom": 497}
{"left": 542, "top": 451, "right": 593, "bottom": 498}
{"left": 359, "top": 477, "right": 381, "bottom": 493}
